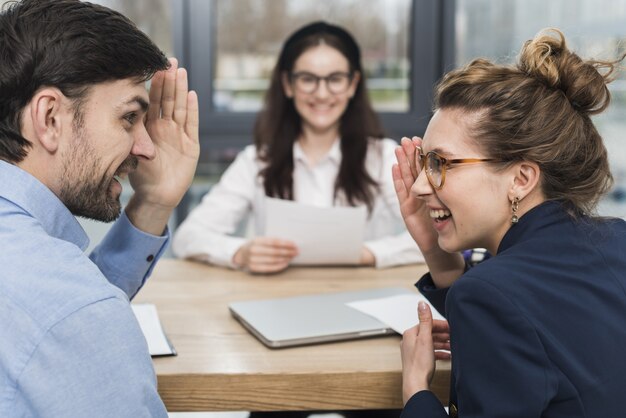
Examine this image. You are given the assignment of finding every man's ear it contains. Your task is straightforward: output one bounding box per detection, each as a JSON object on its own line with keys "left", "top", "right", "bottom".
{"left": 28, "top": 88, "right": 67, "bottom": 154}
{"left": 508, "top": 161, "right": 541, "bottom": 202}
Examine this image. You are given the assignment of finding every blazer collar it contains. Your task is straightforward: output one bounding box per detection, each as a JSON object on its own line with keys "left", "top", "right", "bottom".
{"left": 497, "top": 200, "right": 572, "bottom": 254}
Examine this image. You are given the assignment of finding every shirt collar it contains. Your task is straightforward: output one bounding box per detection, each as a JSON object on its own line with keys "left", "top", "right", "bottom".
{"left": 0, "top": 160, "right": 89, "bottom": 250}
{"left": 293, "top": 137, "right": 342, "bottom": 165}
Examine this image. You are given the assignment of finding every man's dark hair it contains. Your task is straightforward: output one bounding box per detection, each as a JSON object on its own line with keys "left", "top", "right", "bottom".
{"left": 0, "top": 0, "right": 169, "bottom": 163}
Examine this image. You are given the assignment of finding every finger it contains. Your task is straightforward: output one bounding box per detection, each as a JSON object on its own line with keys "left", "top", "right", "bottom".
{"left": 431, "top": 319, "right": 450, "bottom": 333}
{"left": 407, "top": 136, "right": 425, "bottom": 177}
{"left": 248, "top": 259, "right": 290, "bottom": 274}
{"left": 255, "top": 237, "right": 299, "bottom": 250}
{"left": 160, "top": 58, "right": 178, "bottom": 120}
{"left": 433, "top": 341, "right": 451, "bottom": 351}
{"left": 148, "top": 70, "right": 165, "bottom": 121}
{"left": 185, "top": 90, "right": 199, "bottom": 143}
{"left": 434, "top": 350, "right": 451, "bottom": 360}
{"left": 400, "top": 137, "right": 418, "bottom": 178}
{"left": 249, "top": 241, "right": 298, "bottom": 259}
{"left": 433, "top": 330, "right": 450, "bottom": 341}
{"left": 411, "top": 136, "right": 423, "bottom": 147}
{"left": 252, "top": 237, "right": 299, "bottom": 252}
{"left": 249, "top": 253, "right": 295, "bottom": 266}
{"left": 395, "top": 145, "right": 417, "bottom": 191}
{"left": 432, "top": 335, "right": 451, "bottom": 347}
{"left": 248, "top": 257, "right": 290, "bottom": 266}
{"left": 245, "top": 245, "right": 292, "bottom": 269}
{"left": 392, "top": 163, "right": 410, "bottom": 205}
{"left": 173, "top": 68, "right": 189, "bottom": 125}
{"left": 417, "top": 301, "right": 433, "bottom": 336}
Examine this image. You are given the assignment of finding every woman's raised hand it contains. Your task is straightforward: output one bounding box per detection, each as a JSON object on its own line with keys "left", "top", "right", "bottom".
{"left": 392, "top": 136, "right": 466, "bottom": 288}
{"left": 392, "top": 137, "right": 438, "bottom": 252}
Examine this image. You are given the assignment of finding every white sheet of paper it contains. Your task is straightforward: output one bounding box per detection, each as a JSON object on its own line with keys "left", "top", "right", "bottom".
{"left": 265, "top": 197, "right": 367, "bottom": 265}
{"left": 131, "top": 303, "right": 175, "bottom": 356}
{"left": 347, "top": 293, "right": 445, "bottom": 334}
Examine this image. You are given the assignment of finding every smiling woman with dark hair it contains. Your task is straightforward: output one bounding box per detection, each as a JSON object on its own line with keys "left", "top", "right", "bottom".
{"left": 174, "top": 21, "right": 424, "bottom": 274}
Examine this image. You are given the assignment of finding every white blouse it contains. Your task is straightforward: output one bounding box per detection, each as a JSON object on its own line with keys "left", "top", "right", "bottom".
{"left": 172, "top": 138, "right": 424, "bottom": 268}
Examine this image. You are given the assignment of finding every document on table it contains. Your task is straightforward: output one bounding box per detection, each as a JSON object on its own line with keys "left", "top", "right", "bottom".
{"left": 265, "top": 197, "right": 367, "bottom": 265}
{"left": 131, "top": 303, "right": 177, "bottom": 357}
{"left": 347, "top": 293, "right": 446, "bottom": 334}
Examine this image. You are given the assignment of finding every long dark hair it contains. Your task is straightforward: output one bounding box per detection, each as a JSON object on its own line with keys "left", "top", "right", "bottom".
{"left": 254, "top": 21, "right": 384, "bottom": 211}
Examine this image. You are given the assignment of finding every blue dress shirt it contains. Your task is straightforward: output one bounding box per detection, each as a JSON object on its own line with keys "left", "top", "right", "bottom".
{"left": 0, "top": 160, "right": 169, "bottom": 417}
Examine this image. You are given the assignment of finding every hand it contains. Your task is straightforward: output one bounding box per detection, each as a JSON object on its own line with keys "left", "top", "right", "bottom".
{"left": 233, "top": 237, "right": 299, "bottom": 274}
{"left": 359, "top": 246, "right": 376, "bottom": 266}
{"left": 392, "top": 137, "right": 439, "bottom": 253}
{"left": 126, "top": 58, "right": 199, "bottom": 235}
{"left": 400, "top": 302, "right": 451, "bottom": 405}
{"left": 393, "top": 137, "right": 466, "bottom": 288}
{"left": 129, "top": 58, "right": 199, "bottom": 209}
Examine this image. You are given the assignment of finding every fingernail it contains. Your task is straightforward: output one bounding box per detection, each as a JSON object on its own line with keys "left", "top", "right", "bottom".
{"left": 418, "top": 301, "right": 427, "bottom": 312}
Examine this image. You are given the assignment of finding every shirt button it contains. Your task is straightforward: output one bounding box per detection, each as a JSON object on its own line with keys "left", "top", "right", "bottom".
{"left": 146, "top": 254, "right": 154, "bottom": 262}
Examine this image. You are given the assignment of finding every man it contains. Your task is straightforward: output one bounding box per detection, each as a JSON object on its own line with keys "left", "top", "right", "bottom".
{"left": 0, "top": 0, "right": 199, "bottom": 416}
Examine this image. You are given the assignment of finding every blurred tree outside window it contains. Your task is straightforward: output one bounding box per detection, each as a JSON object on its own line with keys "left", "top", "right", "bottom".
{"left": 214, "top": 0, "right": 412, "bottom": 112}
{"left": 92, "top": 0, "right": 173, "bottom": 57}
{"left": 0, "top": 0, "right": 173, "bottom": 68}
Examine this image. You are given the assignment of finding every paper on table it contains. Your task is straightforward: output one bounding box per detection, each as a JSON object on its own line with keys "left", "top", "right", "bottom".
{"left": 265, "top": 197, "right": 367, "bottom": 265}
{"left": 346, "top": 293, "right": 445, "bottom": 334}
{"left": 131, "top": 303, "right": 176, "bottom": 357}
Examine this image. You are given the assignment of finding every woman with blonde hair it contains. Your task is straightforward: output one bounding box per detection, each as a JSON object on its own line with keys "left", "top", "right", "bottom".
{"left": 394, "top": 29, "right": 626, "bottom": 417}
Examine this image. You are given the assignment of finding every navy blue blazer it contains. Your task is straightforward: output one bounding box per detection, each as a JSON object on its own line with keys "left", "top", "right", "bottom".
{"left": 401, "top": 201, "right": 626, "bottom": 417}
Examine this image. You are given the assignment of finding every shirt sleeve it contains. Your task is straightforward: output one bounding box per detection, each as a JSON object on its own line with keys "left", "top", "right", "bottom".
{"left": 364, "top": 231, "right": 425, "bottom": 268}
{"left": 445, "top": 276, "right": 558, "bottom": 417}
{"left": 14, "top": 298, "right": 168, "bottom": 418}
{"left": 401, "top": 390, "right": 449, "bottom": 418}
{"left": 363, "top": 139, "right": 424, "bottom": 268}
{"left": 172, "top": 146, "right": 257, "bottom": 268}
{"left": 415, "top": 272, "right": 449, "bottom": 317}
{"left": 89, "top": 211, "right": 169, "bottom": 300}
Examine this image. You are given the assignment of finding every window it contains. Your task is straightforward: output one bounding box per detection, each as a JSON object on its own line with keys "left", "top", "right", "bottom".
{"left": 93, "top": 0, "right": 173, "bottom": 57}
{"left": 213, "top": 0, "right": 411, "bottom": 113}
{"left": 454, "top": 0, "right": 626, "bottom": 217}
{"left": 178, "top": 0, "right": 446, "bottom": 176}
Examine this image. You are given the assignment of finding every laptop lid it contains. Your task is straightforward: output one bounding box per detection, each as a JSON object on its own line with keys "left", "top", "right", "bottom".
{"left": 229, "top": 287, "right": 412, "bottom": 348}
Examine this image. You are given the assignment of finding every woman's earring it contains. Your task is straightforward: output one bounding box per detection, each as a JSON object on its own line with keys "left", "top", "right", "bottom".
{"left": 511, "top": 197, "right": 520, "bottom": 224}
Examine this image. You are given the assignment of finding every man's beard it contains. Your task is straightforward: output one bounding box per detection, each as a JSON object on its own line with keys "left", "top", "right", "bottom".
{"left": 59, "top": 128, "right": 137, "bottom": 223}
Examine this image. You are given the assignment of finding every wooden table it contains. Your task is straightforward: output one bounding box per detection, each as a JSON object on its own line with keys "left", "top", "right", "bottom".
{"left": 134, "top": 259, "right": 451, "bottom": 412}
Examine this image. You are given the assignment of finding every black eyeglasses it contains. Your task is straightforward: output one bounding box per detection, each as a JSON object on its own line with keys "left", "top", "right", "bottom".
{"left": 416, "top": 146, "right": 500, "bottom": 190}
{"left": 290, "top": 71, "right": 353, "bottom": 94}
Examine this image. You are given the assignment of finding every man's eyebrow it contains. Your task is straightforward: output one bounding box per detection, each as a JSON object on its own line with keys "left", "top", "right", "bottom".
{"left": 121, "top": 96, "right": 149, "bottom": 112}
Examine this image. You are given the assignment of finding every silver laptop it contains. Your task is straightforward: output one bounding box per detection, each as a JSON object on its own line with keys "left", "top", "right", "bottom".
{"left": 229, "top": 287, "right": 411, "bottom": 348}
